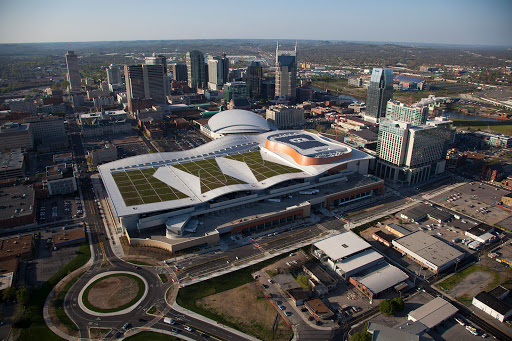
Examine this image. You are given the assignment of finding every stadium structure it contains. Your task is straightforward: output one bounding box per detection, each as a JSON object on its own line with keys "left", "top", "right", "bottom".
{"left": 99, "top": 110, "right": 383, "bottom": 252}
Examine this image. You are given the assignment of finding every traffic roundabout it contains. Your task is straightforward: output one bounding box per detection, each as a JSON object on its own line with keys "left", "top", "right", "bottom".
{"left": 78, "top": 271, "right": 148, "bottom": 316}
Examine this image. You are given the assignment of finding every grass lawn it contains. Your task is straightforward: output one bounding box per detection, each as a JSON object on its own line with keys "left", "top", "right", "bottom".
{"left": 17, "top": 241, "right": 91, "bottom": 341}
{"left": 54, "top": 272, "right": 84, "bottom": 331}
{"left": 158, "top": 273, "right": 169, "bottom": 283}
{"left": 89, "top": 327, "right": 111, "bottom": 339}
{"left": 113, "top": 168, "right": 187, "bottom": 206}
{"left": 147, "top": 306, "right": 157, "bottom": 315}
{"left": 82, "top": 274, "right": 145, "bottom": 313}
{"left": 124, "top": 331, "right": 181, "bottom": 341}
{"left": 174, "top": 158, "right": 246, "bottom": 193}
{"left": 226, "top": 151, "right": 302, "bottom": 181}
{"left": 438, "top": 264, "right": 501, "bottom": 292}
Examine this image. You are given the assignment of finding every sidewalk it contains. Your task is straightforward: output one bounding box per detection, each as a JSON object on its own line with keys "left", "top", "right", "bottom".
{"left": 171, "top": 302, "right": 260, "bottom": 341}
{"left": 122, "top": 327, "right": 195, "bottom": 341}
{"left": 91, "top": 174, "right": 125, "bottom": 258}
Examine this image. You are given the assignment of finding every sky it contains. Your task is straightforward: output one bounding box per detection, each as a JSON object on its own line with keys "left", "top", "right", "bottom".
{"left": 0, "top": 0, "right": 511, "bottom": 46}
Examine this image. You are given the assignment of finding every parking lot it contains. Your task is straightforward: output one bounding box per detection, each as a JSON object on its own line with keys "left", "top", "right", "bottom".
{"left": 21, "top": 228, "right": 82, "bottom": 286}
{"left": 116, "top": 142, "right": 150, "bottom": 158}
{"left": 38, "top": 194, "right": 83, "bottom": 223}
{"left": 154, "top": 131, "right": 209, "bottom": 152}
{"left": 431, "top": 181, "right": 511, "bottom": 226}
{"left": 429, "top": 317, "right": 493, "bottom": 341}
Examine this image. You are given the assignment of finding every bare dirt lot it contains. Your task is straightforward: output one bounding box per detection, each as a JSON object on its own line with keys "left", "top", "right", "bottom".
{"left": 448, "top": 271, "right": 493, "bottom": 298}
{"left": 87, "top": 276, "right": 139, "bottom": 309}
{"left": 197, "top": 282, "right": 292, "bottom": 341}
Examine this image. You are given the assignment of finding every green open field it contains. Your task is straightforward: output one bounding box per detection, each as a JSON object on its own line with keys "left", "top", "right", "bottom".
{"left": 226, "top": 151, "right": 302, "bottom": 181}
{"left": 452, "top": 119, "right": 512, "bottom": 136}
{"left": 173, "top": 158, "right": 246, "bottom": 193}
{"left": 112, "top": 168, "right": 188, "bottom": 206}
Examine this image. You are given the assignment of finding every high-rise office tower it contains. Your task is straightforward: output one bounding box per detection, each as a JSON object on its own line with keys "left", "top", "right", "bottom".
{"left": 365, "top": 68, "right": 394, "bottom": 122}
{"left": 145, "top": 54, "right": 169, "bottom": 95}
{"left": 125, "top": 64, "right": 167, "bottom": 112}
{"left": 376, "top": 119, "right": 449, "bottom": 185}
{"left": 247, "top": 62, "right": 263, "bottom": 100}
{"left": 65, "top": 51, "right": 81, "bottom": 91}
{"left": 275, "top": 42, "right": 297, "bottom": 102}
{"left": 171, "top": 63, "right": 188, "bottom": 82}
{"left": 106, "top": 64, "right": 122, "bottom": 85}
{"left": 207, "top": 54, "right": 229, "bottom": 90}
{"left": 386, "top": 100, "right": 428, "bottom": 126}
{"left": 222, "top": 82, "right": 249, "bottom": 102}
{"left": 186, "top": 50, "right": 206, "bottom": 89}
{"left": 145, "top": 54, "right": 168, "bottom": 72}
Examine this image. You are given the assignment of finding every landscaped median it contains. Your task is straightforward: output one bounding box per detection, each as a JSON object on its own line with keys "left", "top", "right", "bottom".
{"left": 80, "top": 272, "right": 147, "bottom": 314}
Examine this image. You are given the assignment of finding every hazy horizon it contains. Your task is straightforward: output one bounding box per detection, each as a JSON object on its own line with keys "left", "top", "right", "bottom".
{"left": 0, "top": 38, "right": 510, "bottom": 49}
{"left": 1, "top": 0, "right": 511, "bottom": 47}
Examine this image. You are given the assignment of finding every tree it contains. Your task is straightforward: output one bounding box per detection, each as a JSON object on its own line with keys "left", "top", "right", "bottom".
{"left": 2, "top": 287, "right": 16, "bottom": 301}
{"left": 391, "top": 297, "right": 404, "bottom": 312}
{"left": 350, "top": 323, "right": 372, "bottom": 341}
{"left": 296, "top": 274, "right": 310, "bottom": 290}
{"left": 379, "top": 299, "right": 395, "bottom": 315}
{"left": 16, "top": 287, "right": 29, "bottom": 305}
{"left": 379, "top": 297, "right": 405, "bottom": 316}
{"left": 350, "top": 331, "right": 371, "bottom": 341}
{"left": 12, "top": 303, "right": 28, "bottom": 324}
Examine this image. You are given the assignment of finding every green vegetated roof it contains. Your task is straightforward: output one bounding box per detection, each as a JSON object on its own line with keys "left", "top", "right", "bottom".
{"left": 173, "top": 158, "right": 246, "bottom": 193}
{"left": 112, "top": 168, "right": 188, "bottom": 206}
{"left": 226, "top": 151, "right": 302, "bottom": 181}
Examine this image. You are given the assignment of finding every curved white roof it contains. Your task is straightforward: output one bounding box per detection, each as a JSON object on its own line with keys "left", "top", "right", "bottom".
{"left": 98, "top": 130, "right": 374, "bottom": 217}
{"left": 208, "top": 109, "right": 271, "bottom": 134}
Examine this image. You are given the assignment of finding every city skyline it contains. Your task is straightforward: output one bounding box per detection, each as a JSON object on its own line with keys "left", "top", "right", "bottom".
{"left": 0, "top": 0, "right": 511, "bottom": 46}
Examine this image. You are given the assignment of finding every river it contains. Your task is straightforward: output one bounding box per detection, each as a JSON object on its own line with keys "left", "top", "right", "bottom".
{"left": 441, "top": 111, "right": 503, "bottom": 122}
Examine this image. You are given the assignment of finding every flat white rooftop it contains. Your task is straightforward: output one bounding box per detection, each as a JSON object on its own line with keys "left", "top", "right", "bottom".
{"left": 314, "top": 231, "right": 371, "bottom": 262}
{"left": 408, "top": 297, "right": 458, "bottom": 328}
{"left": 392, "top": 231, "right": 464, "bottom": 268}
{"left": 354, "top": 263, "right": 409, "bottom": 295}
{"left": 335, "top": 249, "right": 383, "bottom": 274}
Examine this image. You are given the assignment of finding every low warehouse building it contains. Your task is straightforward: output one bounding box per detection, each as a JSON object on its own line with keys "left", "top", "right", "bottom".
{"left": 385, "top": 223, "right": 413, "bottom": 237}
{"left": 286, "top": 288, "right": 308, "bottom": 306}
{"left": 472, "top": 288, "right": 512, "bottom": 322}
{"left": 372, "top": 230, "right": 394, "bottom": 247}
{"left": 52, "top": 228, "right": 86, "bottom": 248}
{"left": 465, "top": 224, "right": 497, "bottom": 244}
{"left": 408, "top": 297, "right": 458, "bottom": 329}
{"left": 313, "top": 230, "right": 372, "bottom": 269}
{"left": 349, "top": 262, "right": 408, "bottom": 300}
{"left": 392, "top": 231, "right": 464, "bottom": 273}
{"left": 304, "top": 298, "right": 334, "bottom": 320}
{"left": 334, "top": 249, "right": 383, "bottom": 279}
{"left": 400, "top": 203, "right": 452, "bottom": 223}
